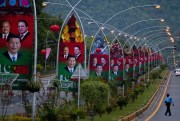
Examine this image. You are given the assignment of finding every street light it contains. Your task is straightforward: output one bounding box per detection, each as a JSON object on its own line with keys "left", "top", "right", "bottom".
{"left": 122, "top": 18, "right": 165, "bottom": 48}
{"left": 32, "top": 1, "right": 38, "bottom": 121}
{"left": 93, "top": 4, "right": 161, "bottom": 40}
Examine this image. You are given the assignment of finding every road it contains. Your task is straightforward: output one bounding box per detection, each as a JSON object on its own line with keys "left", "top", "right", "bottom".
{"left": 133, "top": 72, "right": 180, "bottom": 121}
{"left": 148, "top": 72, "right": 180, "bottom": 121}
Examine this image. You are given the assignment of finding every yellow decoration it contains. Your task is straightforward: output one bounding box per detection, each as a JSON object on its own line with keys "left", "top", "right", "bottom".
{"left": 75, "top": 28, "right": 81, "bottom": 37}
{"left": 75, "top": 21, "right": 80, "bottom": 28}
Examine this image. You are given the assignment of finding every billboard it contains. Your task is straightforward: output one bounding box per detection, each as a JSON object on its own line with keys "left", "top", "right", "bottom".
{"left": 89, "top": 35, "right": 109, "bottom": 81}
{"left": 0, "top": 0, "right": 34, "bottom": 90}
{"left": 58, "top": 15, "right": 85, "bottom": 91}
{"left": 110, "top": 40, "right": 123, "bottom": 82}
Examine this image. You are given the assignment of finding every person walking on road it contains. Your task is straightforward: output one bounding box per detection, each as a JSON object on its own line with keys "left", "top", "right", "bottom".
{"left": 164, "top": 93, "right": 174, "bottom": 116}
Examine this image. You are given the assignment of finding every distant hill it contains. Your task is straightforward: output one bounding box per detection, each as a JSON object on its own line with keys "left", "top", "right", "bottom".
{"left": 43, "top": 0, "right": 180, "bottom": 50}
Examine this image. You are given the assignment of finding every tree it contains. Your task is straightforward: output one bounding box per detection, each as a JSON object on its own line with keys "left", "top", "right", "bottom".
{"left": 81, "top": 77, "right": 109, "bottom": 121}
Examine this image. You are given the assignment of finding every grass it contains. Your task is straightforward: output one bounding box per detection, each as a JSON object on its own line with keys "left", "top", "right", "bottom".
{"left": 80, "top": 70, "right": 166, "bottom": 121}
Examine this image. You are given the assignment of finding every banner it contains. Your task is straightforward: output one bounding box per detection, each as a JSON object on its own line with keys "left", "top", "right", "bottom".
{"left": 0, "top": 0, "right": 34, "bottom": 90}
{"left": 58, "top": 15, "right": 85, "bottom": 91}
{"left": 110, "top": 40, "right": 123, "bottom": 83}
{"left": 89, "top": 35, "right": 109, "bottom": 81}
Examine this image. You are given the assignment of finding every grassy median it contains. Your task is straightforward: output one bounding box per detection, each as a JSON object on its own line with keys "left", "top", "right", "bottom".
{"left": 80, "top": 70, "right": 167, "bottom": 121}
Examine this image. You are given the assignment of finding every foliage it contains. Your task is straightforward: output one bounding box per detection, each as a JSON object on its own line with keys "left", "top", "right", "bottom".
{"left": 105, "top": 106, "right": 113, "bottom": 114}
{"left": 116, "top": 96, "right": 129, "bottom": 110}
{"left": 81, "top": 77, "right": 110, "bottom": 121}
{"left": 0, "top": 82, "right": 13, "bottom": 121}
{"left": 129, "top": 92, "right": 136, "bottom": 102}
{"left": 12, "top": 115, "right": 40, "bottom": 121}
{"left": 26, "top": 77, "right": 41, "bottom": 93}
{"left": 37, "top": 64, "right": 44, "bottom": 72}
{"left": 160, "top": 63, "right": 167, "bottom": 70}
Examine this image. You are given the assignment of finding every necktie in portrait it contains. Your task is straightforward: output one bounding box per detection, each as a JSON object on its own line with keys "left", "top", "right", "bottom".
{"left": 12, "top": 56, "right": 16, "bottom": 62}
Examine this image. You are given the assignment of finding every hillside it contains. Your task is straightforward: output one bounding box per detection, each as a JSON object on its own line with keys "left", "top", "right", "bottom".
{"left": 43, "top": 0, "right": 180, "bottom": 50}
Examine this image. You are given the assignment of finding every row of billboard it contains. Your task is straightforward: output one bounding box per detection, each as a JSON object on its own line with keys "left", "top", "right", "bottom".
{"left": 0, "top": 1, "right": 163, "bottom": 90}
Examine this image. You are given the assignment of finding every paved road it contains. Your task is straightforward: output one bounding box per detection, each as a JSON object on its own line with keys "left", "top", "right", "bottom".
{"left": 133, "top": 71, "right": 180, "bottom": 121}
{"left": 148, "top": 72, "right": 180, "bottom": 121}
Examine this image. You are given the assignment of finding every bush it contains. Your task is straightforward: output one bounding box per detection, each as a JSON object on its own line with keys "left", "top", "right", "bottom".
{"left": 160, "top": 63, "right": 167, "bottom": 70}
{"left": 117, "top": 96, "right": 129, "bottom": 110}
{"left": 37, "top": 64, "right": 44, "bottom": 72}
{"left": 12, "top": 115, "right": 40, "bottom": 121}
{"left": 106, "top": 106, "right": 113, "bottom": 114}
{"left": 129, "top": 92, "right": 136, "bottom": 102}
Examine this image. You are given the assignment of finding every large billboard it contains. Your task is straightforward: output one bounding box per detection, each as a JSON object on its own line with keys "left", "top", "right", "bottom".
{"left": 58, "top": 15, "right": 85, "bottom": 91}
{"left": 0, "top": 0, "right": 34, "bottom": 90}
{"left": 110, "top": 40, "right": 123, "bottom": 82}
{"left": 89, "top": 35, "right": 109, "bottom": 81}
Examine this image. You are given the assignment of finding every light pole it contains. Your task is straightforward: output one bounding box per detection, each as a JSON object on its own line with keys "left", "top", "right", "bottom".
{"left": 129, "top": 26, "right": 169, "bottom": 48}
{"left": 93, "top": 4, "right": 160, "bottom": 40}
{"left": 122, "top": 18, "right": 165, "bottom": 48}
{"left": 32, "top": 0, "right": 37, "bottom": 121}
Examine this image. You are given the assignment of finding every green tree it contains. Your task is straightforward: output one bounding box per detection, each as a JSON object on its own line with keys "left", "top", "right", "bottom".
{"left": 81, "top": 77, "right": 109, "bottom": 121}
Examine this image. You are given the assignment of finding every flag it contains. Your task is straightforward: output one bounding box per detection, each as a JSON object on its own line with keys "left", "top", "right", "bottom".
{"left": 46, "top": 48, "right": 51, "bottom": 59}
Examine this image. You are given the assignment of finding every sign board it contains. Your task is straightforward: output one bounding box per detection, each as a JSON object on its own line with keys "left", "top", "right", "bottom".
{"left": 60, "top": 80, "right": 77, "bottom": 92}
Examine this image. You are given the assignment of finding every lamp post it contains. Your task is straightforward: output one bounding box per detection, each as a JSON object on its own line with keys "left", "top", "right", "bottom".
{"left": 93, "top": 4, "right": 160, "bottom": 40}
{"left": 129, "top": 26, "right": 168, "bottom": 48}
{"left": 32, "top": 0, "right": 37, "bottom": 121}
{"left": 122, "top": 18, "right": 165, "bottom": 48}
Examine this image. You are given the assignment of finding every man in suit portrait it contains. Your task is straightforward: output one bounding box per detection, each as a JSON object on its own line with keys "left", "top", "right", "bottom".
{"left": 0, "top": 20, "right": 14, "bottom": 40}
{"left": 18, "top": 19, "right": 30, "bottom": 41}
{"left": 74, "top": 46, "right": 82, "bottom": 60}
{"left": 92, "top": 57, "right": 98, "bottom": 67}
{"left": 101, "top": 57, "right": 106, "bottom": 66}
{"left": 62, "top": 46, "right": 69, "bottom": 59}
{"left": 18, "top": 19, "right": 33, "bottom": 48}
{"left": 110, "top": 64, "right": 120, "bottom": 80}
{"left": 95, "top": 64, "right": 103, "bottom": 76}
{"left": 3, "top": 34, "right": 22, "bottom": 62}
{"left": 64, "top": 55, "right": 76, "bottom": 74}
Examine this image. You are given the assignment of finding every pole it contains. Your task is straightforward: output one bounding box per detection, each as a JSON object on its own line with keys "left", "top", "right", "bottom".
{"left": 32, "top": 0, "right": 37, "bottom": 121}
{"left": 77, "top": 64, "right": 81, "bottom": 121}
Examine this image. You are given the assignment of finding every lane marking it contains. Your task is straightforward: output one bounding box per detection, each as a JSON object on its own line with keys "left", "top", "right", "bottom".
{"left": 145, "top": 72, "right": 172, "bottom": 121}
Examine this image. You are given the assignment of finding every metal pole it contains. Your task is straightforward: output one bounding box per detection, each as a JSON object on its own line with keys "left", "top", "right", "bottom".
{"left": 78, "top": 64, "right": 81, "bottom": 121}
{"left": 32, "top": 0, "right": 37, "bottom": 121}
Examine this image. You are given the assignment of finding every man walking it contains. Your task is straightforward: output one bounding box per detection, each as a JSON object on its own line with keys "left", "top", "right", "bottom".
{"left": 164, "top": 93, "right": 174, "bottom": 116}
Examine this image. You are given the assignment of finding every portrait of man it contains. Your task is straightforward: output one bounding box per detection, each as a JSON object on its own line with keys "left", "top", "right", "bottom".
{"left": 101, "top": 57, "right": 106, "bottom": 66}
{"left": 62, "top": 46, "right": 69, "bottom": 59}
{"left": 95, "top": 64, "right": 103, "bottom": 76}
{"left": 0, "top": 20, "right": 14, "bottom": 40}
{"left": 18, "top": 19, "right": 30, "bottom": 41}
{"left": 117, "top": 59, "right": 122, "bottom": 67}
{"left": 124, "top": 63, "right": 129, "bottom": 72}
{"left": 112, "top": 64, "right": 119, "bottom": 76}
{"left": 64, "top": 55, "right": 76, "bottom": 74}
{"left": 3, "top": 34, "right": 21, "bottom": 62}
{"left": 110, "top": 64, "right": 120, "bottom": 80}
{"left": 74, "top": 46, "right": 82, "bottom": 60}
{"left": 92, "top": 57, "right": 98, "bottom": 67}
{"left": 110, "top": 59, "right": 114, "bottom": 67}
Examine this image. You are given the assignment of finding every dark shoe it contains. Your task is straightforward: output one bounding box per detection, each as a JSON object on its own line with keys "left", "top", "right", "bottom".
{"left": 165, "top": 114, "right": 167, "bottom": 116}
{"left": 169, "top": 115, "right": 171, "bottom": 116}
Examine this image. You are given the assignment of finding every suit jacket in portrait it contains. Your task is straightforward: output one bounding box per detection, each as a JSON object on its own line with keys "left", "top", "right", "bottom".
{"left": 60, "top": 54, "right": 69, "bottom": 61}
{"left": 19, "top": 32, "right": 33, "bottom": 48}
{"left": 75, "top": 53, "right": 83, "bottom": 62}
{"left": 3, "top": 51, "right": 22, "bottom": 62}
{"left": 0, "top": 32, "right": 14, "bottom": 40}
{"left": 64, "top": 66, "right": 75, "bottom": 74}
